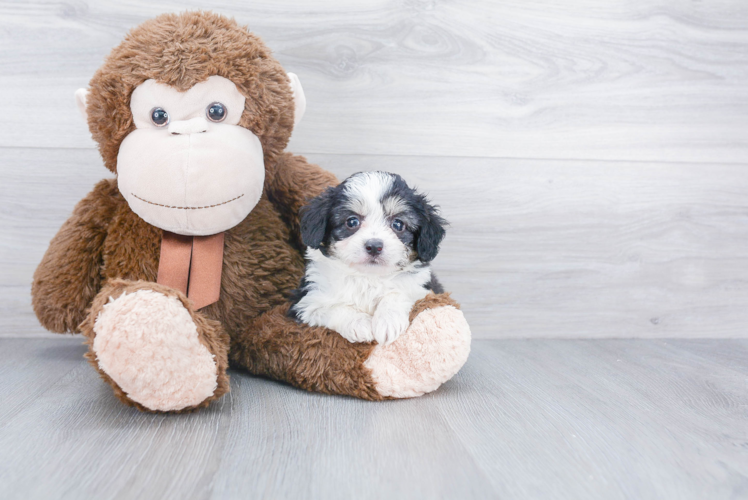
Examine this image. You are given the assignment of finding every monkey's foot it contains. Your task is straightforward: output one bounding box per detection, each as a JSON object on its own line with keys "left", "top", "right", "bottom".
{"left": 84, "top": 280, "right": 229, "bottom": 412}
{"left": 364, "top": 294, "right": 471, "bottom": 398}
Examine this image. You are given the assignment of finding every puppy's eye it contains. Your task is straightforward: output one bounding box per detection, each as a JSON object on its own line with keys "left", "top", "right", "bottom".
{"left": 391, "top": 219, "right": 405, "bottom": 232}
{"left": 150, "top": 107, "right": 169, "bottom": 127}
{"left": 206, "top": 102, "right": 227, "bottom": 122}
{"left": 346, "top": 216, "right": 360, "bottom": 229}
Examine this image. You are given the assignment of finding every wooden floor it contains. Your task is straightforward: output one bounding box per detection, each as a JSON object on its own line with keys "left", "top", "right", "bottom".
{"left": 1, "top": 337, "right": 746, "bottom": 500}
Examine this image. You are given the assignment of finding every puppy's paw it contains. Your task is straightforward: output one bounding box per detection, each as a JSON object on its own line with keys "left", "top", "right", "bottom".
{"left": 337, "top": 314, "right": 375, "bottom": 343}
{"left": 372, "top": 309, "right": 410, "bottom": 345}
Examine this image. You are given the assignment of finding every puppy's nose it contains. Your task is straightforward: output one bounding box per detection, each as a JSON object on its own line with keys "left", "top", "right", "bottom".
{"left": 365, "top": 239, "right": 384, "bottom": 256}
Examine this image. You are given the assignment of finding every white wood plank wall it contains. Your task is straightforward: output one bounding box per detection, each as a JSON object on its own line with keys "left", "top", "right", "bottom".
{"left": 1, "top": 1, "right": 747, "bottom": 339}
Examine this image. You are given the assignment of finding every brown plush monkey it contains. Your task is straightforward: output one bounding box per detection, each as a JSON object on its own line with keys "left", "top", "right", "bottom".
{"left": 31, "top": 11, "right": 471, "bottom": 412}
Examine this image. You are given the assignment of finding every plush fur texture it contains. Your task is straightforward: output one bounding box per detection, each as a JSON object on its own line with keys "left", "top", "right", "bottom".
{"left": 230, "top": 302, "right": 383, "bottom": 400}
{"left": 365, "top": 295, "right": 471, "bottom": 398}
{"left": 79, "top": 279, "right": 231, "bottom": 412}
{"left": 289, "top": 172, "right": 447, "bottom": 345}
{"left": 92, "top": 288, "right": 219, "bottom": 411}
{"left": 31, "top": 12, "right": 471, "bottom": 411}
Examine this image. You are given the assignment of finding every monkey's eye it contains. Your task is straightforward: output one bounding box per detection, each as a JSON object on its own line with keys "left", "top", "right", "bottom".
{"left": 150, "top": 107, "right": 169, "bottom": 127}
{"left": 346, "top": 216, "right": 360, "bottom": 229}
{"left": 206, "top": 102, "right": 227, "bottom": 122}
{"left": 391, "top": 219, "right": 405, "bottom": 232}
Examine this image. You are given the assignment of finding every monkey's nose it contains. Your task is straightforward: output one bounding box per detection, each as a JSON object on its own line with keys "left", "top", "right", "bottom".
{"left": 169, "top": 117, "right": 209, "bottom": 135}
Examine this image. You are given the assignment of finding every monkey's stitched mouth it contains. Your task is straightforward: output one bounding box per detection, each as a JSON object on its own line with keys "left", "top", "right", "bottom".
{"left": 131, "top": 193, "right": 244, "bottom": 210}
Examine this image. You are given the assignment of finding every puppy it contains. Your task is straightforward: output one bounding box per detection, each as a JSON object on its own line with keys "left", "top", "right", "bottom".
{"left": 288, "top": 171, "right": 447, "bottom": 345}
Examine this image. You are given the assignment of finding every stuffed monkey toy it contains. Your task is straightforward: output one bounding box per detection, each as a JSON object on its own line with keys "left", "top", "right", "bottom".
{"left": 31, "top": 11, "right": 471, "bottom": 412}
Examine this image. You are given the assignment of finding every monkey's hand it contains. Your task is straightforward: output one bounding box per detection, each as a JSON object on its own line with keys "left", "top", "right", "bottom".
{"left": 32, "top": 179, "right": 120, "bottom": 333}
{"left": 264, "top": 153, "right": 338, "bottom": 250}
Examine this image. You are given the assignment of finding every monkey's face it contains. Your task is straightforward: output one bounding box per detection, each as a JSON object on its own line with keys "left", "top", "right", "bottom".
{"left": 116, "top": 76, "right": 264, "bottom": 236}
{"left": 79, "top": 12, "right": 306, "bottom": 234}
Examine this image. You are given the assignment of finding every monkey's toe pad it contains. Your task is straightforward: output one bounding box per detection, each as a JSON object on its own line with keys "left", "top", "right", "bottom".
{"left": 92, "top": 289, "right": 218, "bottom": 411}
{"left": 364, "top": 305, "right": 471, "bottom": 398}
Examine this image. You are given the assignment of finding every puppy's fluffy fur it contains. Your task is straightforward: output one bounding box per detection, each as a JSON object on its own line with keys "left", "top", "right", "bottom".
{"left": 288, "top": 171, "right": 447, "bottom": 345}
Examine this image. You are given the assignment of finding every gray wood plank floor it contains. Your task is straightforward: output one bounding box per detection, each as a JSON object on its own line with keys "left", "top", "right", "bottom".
{"left": 0, "top": 338, "right": 745, "bottom": 500}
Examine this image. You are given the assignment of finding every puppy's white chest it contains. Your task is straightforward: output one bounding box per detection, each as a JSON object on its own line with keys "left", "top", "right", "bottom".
{"left": 336, "top": 274, "right": 425, "bottom": 315}
{"left": 293, "top": 259, "right": 432, "bottom": 345}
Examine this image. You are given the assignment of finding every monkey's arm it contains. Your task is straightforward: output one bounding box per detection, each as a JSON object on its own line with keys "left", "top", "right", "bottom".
{"left": 32, "top": 179, "right": 120, "bottom": 333}
{"left": 265, "top": 152, "right": 338, "bottom": 250}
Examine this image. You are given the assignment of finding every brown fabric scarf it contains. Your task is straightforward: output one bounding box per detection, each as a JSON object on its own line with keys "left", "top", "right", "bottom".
{"left": 156, "top": 231, "right": 224, "bottom": 310}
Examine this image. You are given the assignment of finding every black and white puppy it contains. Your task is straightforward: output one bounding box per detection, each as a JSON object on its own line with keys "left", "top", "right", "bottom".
{"left": 288, "top": 171, "right": 447, "bottom": 345}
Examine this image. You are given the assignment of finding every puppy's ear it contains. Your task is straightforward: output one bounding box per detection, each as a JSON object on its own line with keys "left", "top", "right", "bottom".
{"left": 300, "top": 187, "right": 335, "bottom": 249}
{"left": 416, "top": 196, "right": 448, "bottom": 262}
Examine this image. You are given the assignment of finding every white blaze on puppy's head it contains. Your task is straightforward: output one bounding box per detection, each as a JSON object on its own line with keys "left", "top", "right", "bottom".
{"left": 290, "top": 171, "right": 448, "bottom": 345}
{"left": 299, "top": 171, "right": 447, "bottom": 275}
{"left": 335, "top": 172, "right": 412, "bottom": 272}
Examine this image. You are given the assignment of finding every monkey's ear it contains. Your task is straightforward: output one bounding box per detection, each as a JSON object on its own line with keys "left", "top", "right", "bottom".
{"left": 74, "top": 88, "right": 89, "bottom": 121}
{"left": 287, "top": 73, "right": 306, "bottom": 128}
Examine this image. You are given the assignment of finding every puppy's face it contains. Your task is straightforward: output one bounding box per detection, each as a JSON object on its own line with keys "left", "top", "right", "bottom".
{"left": 301, "top": 172, "right": 447, "bottom": 274}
